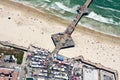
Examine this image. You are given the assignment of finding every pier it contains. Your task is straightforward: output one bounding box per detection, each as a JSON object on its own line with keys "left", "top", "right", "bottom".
{"left": 51, "top": 0, "right": 93, "bottom": 54}
{"left": 49, "top": 0, "right": 93, "bottom": 79}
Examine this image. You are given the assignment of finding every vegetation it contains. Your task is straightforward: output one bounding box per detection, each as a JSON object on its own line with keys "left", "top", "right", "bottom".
{"left": 0, "top": 47, "right": 24, "bottom": 64}
{"left": 26, "top": 78, "right": 34, "bottom": 80}
{"left": 24, "top": 66, "right": 28, "bottom": 74}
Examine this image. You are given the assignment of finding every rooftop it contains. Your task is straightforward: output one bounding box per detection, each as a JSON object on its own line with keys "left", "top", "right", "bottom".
{"left": 26, "top": 45, "right": 117, "bottom": 80}
{"left": 0, "top": 68, "right": 19, "bottom": 80}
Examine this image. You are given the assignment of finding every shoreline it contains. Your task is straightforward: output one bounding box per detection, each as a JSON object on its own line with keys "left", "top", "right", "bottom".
{"left": 4, "top": 0, "right": 120, "bottom": 40}
{"left": 10, "top": 0, "right": 120, "bottom": 39}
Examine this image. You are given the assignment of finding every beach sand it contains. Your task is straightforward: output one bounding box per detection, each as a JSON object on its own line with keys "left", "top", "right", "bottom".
{"left": 0, "top": 0, "right": 120, "bottom": 79}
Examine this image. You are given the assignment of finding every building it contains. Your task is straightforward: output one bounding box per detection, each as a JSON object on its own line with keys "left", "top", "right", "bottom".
{"left": 4, "top": 55, "right": 10, "bottom": 62}
{"left": 0, "top": 68, "right": 19, "bottom": 80}
{"left": 27, "top": 46, "right": 117, "bottom": 80}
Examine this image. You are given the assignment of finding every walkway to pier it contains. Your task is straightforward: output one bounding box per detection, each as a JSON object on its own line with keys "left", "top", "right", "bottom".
{"left": 51, "top": 0, "right": 92, "bottom": 55}
{"left": 48, "top": 0, "right": 93, "bottom": 79}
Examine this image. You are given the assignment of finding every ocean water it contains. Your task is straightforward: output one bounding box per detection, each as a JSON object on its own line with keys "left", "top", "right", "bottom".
{"left": 11, "top": 0, "right": 120, "bottom": 37}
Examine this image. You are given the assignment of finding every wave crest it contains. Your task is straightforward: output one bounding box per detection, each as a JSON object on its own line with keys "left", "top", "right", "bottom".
{"left": 86, "top": 11, "right": 120, "bottom": 25}
{"left": 96, "top": 5, "right": 120, "bottom": 13}
{"left": 44, "top": 0, "right": 51, "bottom": 2}
{"left": 54, "top": 2, "right": 78, "bottom": 14}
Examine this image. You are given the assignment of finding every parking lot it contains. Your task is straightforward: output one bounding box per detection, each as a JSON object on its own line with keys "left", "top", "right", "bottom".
{"left": 25, "top": 46, "right": 70, "bottom": 80}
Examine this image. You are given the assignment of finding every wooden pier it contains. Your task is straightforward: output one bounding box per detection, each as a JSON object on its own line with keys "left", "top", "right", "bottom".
{"left": 51, "top": 0, "right": 93, "bottom": 56}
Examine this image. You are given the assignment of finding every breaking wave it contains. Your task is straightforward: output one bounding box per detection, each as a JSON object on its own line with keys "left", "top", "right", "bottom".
{"left": 54, "top": 2, "right": 78, "bottom": 14}
{"left": 96, "top": 5, "right": 120, "bottom": 13}
{"left": 86, "top": 11, "right": 120, "bottom": 25}
{"left": 10, "top": 0, "right": 120, "bottom": 37}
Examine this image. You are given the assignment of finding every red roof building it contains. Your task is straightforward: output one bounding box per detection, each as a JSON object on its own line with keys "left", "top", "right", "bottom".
{"left": 0, "top": 68, "right": 19, "bottom": 80}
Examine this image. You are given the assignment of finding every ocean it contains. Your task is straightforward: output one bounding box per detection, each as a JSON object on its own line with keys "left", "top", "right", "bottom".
{"left": 11, "top": 0, "right": 120, "bottom": 37}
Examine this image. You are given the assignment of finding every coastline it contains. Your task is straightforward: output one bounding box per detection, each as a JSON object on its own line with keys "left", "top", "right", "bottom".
{"left": 0, "top": 0, "right": 120, "bottom": 79}
{"left": 4, "top": 0, "right": 120, "bottom": 40}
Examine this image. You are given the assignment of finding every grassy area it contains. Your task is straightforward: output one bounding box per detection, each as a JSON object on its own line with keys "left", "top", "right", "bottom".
{"left": 0, "top": 47, "right": 24, "bottom": 64}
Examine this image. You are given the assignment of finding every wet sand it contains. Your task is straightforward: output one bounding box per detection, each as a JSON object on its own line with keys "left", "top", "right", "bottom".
{"left": 0, "top": 0, "right": 120, "bottom": 79}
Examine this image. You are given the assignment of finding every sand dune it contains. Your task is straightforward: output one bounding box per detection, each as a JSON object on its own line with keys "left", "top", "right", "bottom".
{"left": 0, "top": 0, "right": 120, "bottom": 79}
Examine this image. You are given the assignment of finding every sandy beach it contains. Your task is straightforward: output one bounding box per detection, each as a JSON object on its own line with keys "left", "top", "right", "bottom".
{"left": 0, "top": 0, "right": 120, "bottom": 79}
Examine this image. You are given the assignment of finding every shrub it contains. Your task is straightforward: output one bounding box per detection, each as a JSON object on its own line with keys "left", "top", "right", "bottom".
{"left": 0, "top": 47, "right": 24, "bottom": 64}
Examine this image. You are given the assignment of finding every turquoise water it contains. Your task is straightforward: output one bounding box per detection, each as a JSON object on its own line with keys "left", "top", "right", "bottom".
{"left": 12, "top": 0, "right": 120, "bottom": 36}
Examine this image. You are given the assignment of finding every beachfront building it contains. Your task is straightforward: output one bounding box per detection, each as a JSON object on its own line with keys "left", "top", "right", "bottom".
{"left": 26, "top": 46, "right": 117, "bottom": 80}
{"left": 69, "top": 56, "right": 117, "bottom": 80}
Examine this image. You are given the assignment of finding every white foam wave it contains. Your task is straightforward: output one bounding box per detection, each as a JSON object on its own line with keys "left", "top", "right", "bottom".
{"left": 96, "top": 5, "right": 120, "bottom": 13}
{"left": 54, "top": 2, "right": 78, "bottom": 14}
{"left": 113, "top": 15, "right": 120, "bottom": 20}
{"left": 107, "top": 0, "right": 113, "bottom": 3}
{"left": 44, "top": 0, "right": 51, "bottom": 2}
{"left": 86, "top": 11, "right": 120, "bottom": 25}
{"left": 41, "top": 3, "right": 47, "bottom": 8}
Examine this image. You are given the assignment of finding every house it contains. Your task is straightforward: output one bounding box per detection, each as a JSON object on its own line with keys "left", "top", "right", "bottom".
{"left": 0, "top": 68, "right": 19, "bottom": 80}
{"left": 4, "top": 55, "right": 16, "bottom": 62}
